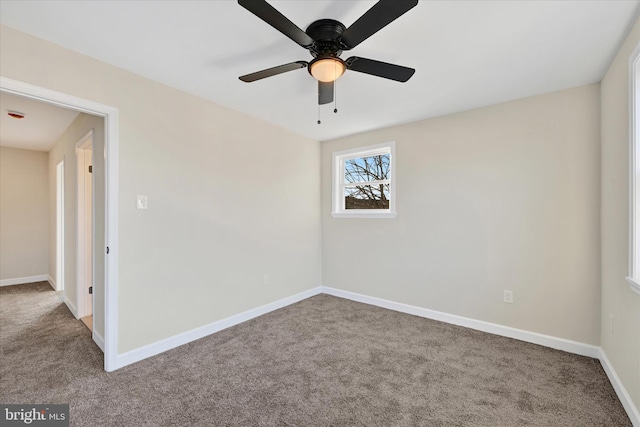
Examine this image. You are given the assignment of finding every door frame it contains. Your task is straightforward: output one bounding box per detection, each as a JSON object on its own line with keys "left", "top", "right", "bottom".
{"left": 55, "top": 159, "right": 65, "bottom": 292}
{"left": 0, "top": 76, "right": 119, "bottom": 372}
{"left": 76, "top": 130, "right": 94, "bottom": 319}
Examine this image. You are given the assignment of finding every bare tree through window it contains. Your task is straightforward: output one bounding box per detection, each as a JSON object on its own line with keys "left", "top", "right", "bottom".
{"left": 344, "top": 154, "right": 390, "bottom": 209}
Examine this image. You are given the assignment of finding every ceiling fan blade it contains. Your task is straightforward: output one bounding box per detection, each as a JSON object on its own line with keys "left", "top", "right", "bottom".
{"left": 238, "top": 0, "right": 314, "bottom": 48}
{"left": 340, "top": 0, "right": 418, "bottom": 50}
{"left": 239, "top": 61, "right": 307, "bottom": 82}
{"left": 346, "top": 57, "right": 415, "bottom": 82}
{"left": 318, "top": 81, "right": 334, "bottom": 105}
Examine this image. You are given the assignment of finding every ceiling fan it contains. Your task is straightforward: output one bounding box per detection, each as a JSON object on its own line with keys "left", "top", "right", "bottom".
{"left": 238, "top": 0, "right": 418, "bottom": 105}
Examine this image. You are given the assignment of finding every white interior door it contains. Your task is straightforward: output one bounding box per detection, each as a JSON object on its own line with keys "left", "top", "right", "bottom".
{"left": 76, "top": 131, "right": 93, "bottom": 319}
{"left": 84, "top": 147, "right": 93, "bottom": 316}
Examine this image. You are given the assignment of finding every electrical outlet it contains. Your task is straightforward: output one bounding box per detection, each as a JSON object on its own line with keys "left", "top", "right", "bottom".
{"left": 503, "top": 290, "right": 513, "bottom": 304}
{"left": 263, "top": 274, "right": 269, "bottom": 286}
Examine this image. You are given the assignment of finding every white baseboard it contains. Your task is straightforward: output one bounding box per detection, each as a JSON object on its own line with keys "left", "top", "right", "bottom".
{"left": 64, "top": 296, "right": 78, "bottom": 319}
{"left": 322, "top": 287, "right": 601, "bottom": 359}
{"left": 47, "top": 275, "right": 56, "bottom": 290}
{"left": 114, "top": 286, "right": 323, "bottom": 370}
{"left": 0, "top": 275, "right": 49, "bottom": 287}
{"left": 93, "top": 331, "right": 105, "bottom": 352}
{"left": 599, "top": 349, "right": 640, "bottom": 426}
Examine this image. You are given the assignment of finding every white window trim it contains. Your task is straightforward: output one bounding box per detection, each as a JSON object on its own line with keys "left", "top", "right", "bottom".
{"left": 626, "top": 42, "right": 640, "bottom": 296}
{"left": 331, "top": 141, "right": 397, "bottom": 219}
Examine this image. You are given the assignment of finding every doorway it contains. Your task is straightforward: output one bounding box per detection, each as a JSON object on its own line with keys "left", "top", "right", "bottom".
{"left": 56, "top": 160, "right": 65, "bottom": 292}
{"left": 1, "top": 76, "right": 119, "bottom": 371}
{"left": 77, "top": 131, "right": 94, "bottom": 330}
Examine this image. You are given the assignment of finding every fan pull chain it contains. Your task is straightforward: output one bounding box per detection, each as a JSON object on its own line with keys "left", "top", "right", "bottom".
{"left": 334, "top": 63, "right": 338, "bottom": 114}
{"left": 317, "top": 104, "right": 321, "bottom": 125}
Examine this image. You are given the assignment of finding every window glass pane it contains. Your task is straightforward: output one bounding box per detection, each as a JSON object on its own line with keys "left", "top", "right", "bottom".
{"left": 344, "top": 184, "right": 390, "bottom": 209}
{"left": 344, "top": 154, "right": 390, "bottom": 183}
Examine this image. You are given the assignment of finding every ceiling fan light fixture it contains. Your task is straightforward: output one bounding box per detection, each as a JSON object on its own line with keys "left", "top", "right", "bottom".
{"left": 309, "top": 57, "right": 346, "bottom": 83}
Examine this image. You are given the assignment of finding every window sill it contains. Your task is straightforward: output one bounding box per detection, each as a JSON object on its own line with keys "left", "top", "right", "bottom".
{"left": 331, "top": 212, "right": 397, "bottom": 219}
{"left": 625, "top": 277, "right": 640, "bottom": 296}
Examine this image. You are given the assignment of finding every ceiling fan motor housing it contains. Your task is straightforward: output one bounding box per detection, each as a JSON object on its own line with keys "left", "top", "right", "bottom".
{"left": 306, "top": 19, "right": 347, "bottom": 57}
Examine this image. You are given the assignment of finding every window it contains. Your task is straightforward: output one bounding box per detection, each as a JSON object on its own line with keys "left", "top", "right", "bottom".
{"left": 627, "top": 43, "right": 640, "bottom": 295}
{"left": 331, "top": 142, "right": 396, "bottom": 218}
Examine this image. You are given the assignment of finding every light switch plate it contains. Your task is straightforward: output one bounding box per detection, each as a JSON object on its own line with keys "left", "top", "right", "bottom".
{"left": 136, "top": 195, "right": 148, "bottom": 210}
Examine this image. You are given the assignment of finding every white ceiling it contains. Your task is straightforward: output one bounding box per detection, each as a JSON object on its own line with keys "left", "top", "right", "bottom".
{"left": 1, "top": 1, "right": 638, "bottom": 142}
{"left": 0, "top": 92, "right": 80, "bottom": 152}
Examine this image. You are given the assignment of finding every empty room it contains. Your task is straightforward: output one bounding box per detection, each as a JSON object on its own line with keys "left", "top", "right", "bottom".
{"left": 0, "top": 1, "right": 639, "bottom": 425}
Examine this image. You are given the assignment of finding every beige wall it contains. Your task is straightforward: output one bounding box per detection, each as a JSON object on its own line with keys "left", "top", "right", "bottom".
{"left": 0, "top": 146, "right": 49, "bottom": 281}
{"left": 0, "top": 25, "right": 322, "bottom": 353}
{"left": 322, "top": 84, "right": 602, "bottom": 345}
{"left": 48, "top": 113, "right": 105, "bottom": 340}
{"left": 601, "top": 15, "right": 640, "bottom": 411}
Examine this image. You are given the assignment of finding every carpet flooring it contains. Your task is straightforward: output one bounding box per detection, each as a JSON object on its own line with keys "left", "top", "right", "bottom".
{"left": 0, "top": 282, "right": 631, "bottom": 426}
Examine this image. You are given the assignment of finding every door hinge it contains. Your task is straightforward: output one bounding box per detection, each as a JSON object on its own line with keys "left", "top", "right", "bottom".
{"left": 106, "top": 246, "right": 109, "bottom": 254}
{"left": 89, "top": 286, "right": 93, "bottom": 294}
{"left": 88, "top": 165, "right": 93, "bottom": 173}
